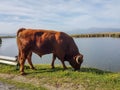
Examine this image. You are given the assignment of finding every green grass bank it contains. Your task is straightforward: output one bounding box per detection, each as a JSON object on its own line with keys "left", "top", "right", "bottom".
{"left": 0, "top": 64, "right": 120, "bottom": 90}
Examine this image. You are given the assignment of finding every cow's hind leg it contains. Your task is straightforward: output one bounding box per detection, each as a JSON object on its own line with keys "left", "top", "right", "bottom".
{"left": 19, "top": 52, "right": 27, "bottom": 75}
{"left": 51, "top": 54, "right": 56, "bottom": 69}
{"left": 27, "top": 52, "right": 35, "bottom": 70}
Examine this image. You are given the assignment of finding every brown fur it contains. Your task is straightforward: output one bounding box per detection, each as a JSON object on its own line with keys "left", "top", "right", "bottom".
{"left": 17, "top": 28, "right": 83, "bottom": 75}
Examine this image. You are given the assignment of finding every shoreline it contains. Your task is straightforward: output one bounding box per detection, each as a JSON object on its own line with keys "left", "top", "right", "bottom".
{"left": 71, "top": 32, "right": 120, "bottom": 38}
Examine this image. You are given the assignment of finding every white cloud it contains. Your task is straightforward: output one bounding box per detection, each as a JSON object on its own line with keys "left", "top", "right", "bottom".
{"left": 0, "top": 0, "right": 120, "bottom": 33}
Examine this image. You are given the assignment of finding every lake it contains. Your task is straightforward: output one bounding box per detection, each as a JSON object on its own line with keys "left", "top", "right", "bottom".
{"left": 0, "top": 38, "right": 120, "bottom": 72}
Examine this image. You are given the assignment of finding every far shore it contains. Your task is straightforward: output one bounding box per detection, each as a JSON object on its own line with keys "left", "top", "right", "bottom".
{"left": 71, "top": 32, "right": 120, "bottom": 38}
{"left": 0, "top": 32, "right": 120, "bottom": 39}
{"left": 0, "top": 36, "right": 16, "bottom": 38}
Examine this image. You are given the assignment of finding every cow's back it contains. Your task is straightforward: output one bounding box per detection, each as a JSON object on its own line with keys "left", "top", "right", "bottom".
{"left": 17, "top": 28, "right": 79, "bottom": 57}
{"left": 17, "top": 28, "right": 58, "bottom": 55}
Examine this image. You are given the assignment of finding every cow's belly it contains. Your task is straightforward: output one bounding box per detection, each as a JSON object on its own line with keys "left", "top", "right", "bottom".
{"left": 32, "top": 47, "right": 53, "bottom": 56}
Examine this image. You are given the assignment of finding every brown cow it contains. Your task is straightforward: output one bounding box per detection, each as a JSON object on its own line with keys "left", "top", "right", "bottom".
{"left": 17, "top": 28, "right": 83, "bottom": 75}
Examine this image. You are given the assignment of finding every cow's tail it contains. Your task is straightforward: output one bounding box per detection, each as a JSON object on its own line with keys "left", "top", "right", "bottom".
{"left": 16, "top": 28, "right": 26, "bottom": 61}
{"left": 16, "top": 28, "right": 26, "bottom": 48}
{"left": 16, "top": 28, "right": 25, "bottom": 65}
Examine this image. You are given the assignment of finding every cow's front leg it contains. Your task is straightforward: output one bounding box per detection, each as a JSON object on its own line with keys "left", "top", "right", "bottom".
{"left": 27, "top": 52, "right": 35, "bottom": 70}
{"left": 51, "top": 54, "right": 56, "bottom": 69}
{"left": 61, "top": 59, "right": 67, "bottom": 70}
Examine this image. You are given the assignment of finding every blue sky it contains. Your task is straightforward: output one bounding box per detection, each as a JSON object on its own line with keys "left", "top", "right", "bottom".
{"left": 0, "top": 0, "right": 120, "bottom": 33}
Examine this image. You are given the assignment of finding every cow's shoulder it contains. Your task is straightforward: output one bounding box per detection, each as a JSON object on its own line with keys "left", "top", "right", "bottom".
{"left": 56, "top": 31, "right": 71, "bottom": 39}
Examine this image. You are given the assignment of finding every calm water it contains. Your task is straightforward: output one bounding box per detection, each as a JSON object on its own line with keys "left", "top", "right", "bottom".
{"left": 0, "top": 38, "right": 120, "bottom": 72}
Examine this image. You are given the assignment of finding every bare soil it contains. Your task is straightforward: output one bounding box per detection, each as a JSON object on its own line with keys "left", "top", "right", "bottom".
{"left": 0, "top": 81, "right": 23, "bottom": 90}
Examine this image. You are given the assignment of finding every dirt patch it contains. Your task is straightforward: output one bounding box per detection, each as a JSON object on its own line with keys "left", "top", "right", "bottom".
{"left": 0, "top": 81, "right": 23, "bottom": 90}
{"left": 0, "top": 73, "right": 85, "bottom": 90}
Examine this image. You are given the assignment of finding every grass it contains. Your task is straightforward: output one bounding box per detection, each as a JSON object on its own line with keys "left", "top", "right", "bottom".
{"left": 0, "top": 64, "right": 120, "bottom": 90}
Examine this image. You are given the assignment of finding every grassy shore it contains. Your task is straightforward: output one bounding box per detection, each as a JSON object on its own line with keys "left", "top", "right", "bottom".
{"left": 0, "top": 64, "right": 120, "bottom": 90}
{"left": 0, "top": 36, "right": 16, "bottom": 38}
{"left": 71, "top": 32, "right": 120, "bottom": 38}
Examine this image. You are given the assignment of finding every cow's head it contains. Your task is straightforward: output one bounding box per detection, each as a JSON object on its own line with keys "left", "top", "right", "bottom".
{"left": 69, "top": 54, "right": 83, "bottom": 71}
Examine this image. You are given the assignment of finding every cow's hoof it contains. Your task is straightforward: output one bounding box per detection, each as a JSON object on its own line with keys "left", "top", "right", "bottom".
{"left": 30, "top": 67, "right": 36, "bottom": 70}
{"left": 74, "top": 69, "right": 80, "bottom": 72}
{"left": 20, "top": 72, "right": 26, "bottom": 75}
{"left": 63, "top": 68, "right": 67, "bottom": 71}
{"left": 64, "top": 67, "right": 68, "bottom": 70}
{"left": 51, "top": 66, "right": 55, "bottom": 69}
